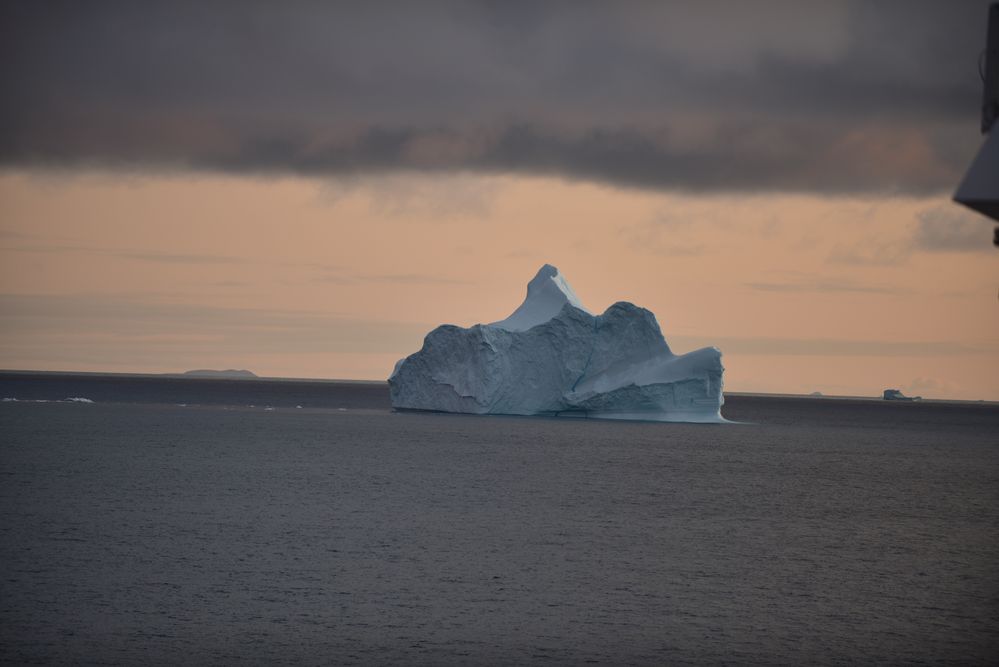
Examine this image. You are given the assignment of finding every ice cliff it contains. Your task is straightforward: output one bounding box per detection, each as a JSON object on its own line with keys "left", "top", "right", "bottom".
{"left": 389, "top": 264, "right": 725, "bottom": 422}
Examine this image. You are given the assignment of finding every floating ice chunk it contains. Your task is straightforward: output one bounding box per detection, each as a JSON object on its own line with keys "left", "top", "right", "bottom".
{"left": 64, "top": 397, "right": 94, "bottom": 403}
{"left": 390, "top": 265, "right": 725, "bottom": 423}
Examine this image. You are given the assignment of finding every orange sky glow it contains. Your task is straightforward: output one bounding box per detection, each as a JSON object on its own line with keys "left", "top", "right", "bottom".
{"left": 1, "top": 170, "right": 996, "bottom": 400}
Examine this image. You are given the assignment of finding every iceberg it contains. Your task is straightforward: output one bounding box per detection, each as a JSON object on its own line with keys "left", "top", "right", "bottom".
{"left": 883, "top": 389, "right": 921, "bottom": 401}
{"left": 389, "top": 264, "right": 725, "bottom": 423}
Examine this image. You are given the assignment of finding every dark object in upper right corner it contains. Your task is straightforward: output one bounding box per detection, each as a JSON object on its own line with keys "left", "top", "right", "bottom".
{"left": 981, "top": 3, "right": 999, "bottom": 134}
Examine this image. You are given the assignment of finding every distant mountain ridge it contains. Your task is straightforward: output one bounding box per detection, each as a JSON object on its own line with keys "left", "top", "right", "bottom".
{"left": 181, "top": 369, "right": 257, "bottom": 378}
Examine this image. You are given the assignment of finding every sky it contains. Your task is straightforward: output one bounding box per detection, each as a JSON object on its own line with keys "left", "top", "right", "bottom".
{"left": 1, "top": 0, "right": 997, "bottom": 400}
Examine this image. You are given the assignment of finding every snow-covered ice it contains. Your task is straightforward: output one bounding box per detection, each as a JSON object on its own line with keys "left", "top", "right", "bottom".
{"left": 389, "top": 265, "right": 725, "bottom": 423}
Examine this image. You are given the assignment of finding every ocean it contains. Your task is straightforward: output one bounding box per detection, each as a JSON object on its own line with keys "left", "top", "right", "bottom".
{"left": 1, "top": 372, "right": 997, "bottom": 665}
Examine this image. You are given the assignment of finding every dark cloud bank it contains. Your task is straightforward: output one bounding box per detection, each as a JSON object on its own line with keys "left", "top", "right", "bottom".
{"left": 0, "top": 1, "right": 989, "bottom": 194}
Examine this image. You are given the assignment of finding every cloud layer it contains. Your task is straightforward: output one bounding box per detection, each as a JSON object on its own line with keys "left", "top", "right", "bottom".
{"left": 0, "top": 1, "right": 989, "bottom": 193}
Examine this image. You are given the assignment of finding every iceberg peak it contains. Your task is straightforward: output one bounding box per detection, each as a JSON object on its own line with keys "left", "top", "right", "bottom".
{"left": 492, "top": 264, "right": 590, "bottom": 332}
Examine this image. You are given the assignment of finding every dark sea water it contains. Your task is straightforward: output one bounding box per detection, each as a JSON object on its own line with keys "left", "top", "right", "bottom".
{"left": 1, "top": 373, "right": 997, "bottom": 665}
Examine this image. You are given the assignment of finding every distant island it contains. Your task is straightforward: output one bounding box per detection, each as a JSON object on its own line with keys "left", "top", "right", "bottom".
{"left": 181, "top": 369, "right": 258, "bottom": 379}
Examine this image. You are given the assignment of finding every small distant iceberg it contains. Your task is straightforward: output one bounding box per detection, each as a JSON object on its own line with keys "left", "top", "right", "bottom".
{"left": 64, "top": 397, "right": 94, "bottom": 403}
{"left": 883, "top": 389, "right": 921, "bottom": 401}
{"left": 181, "top": 369, "right": 257, "bottom": 379}
{"left": 390, "top": 264, "right": 726, "bottom": 423}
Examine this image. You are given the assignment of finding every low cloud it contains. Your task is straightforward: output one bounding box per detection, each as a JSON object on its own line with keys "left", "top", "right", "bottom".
{"left": 825, "top": 201, "right": 995, "bottom": 265}
{"left": 744, "top": 279, "right": 905, "bottom": 295}
{"left": 319, "top": 172, "right": 501, "bottom": 220}
{"left": 903, "top": 376, "right": 961, "bottom": 398}
{"left": 826, "top": 241, "right": 912, "bottom": 267}
{"left": 912, "top": 205, "right": 994, "bottom": 252}
{"left": 312, "top": 268, "right": 470, "bottom": 286}
{"left": 112, "top": 251, "right": 250, "bottom": 265}
{"left": 0, "top": 293, "right": 432, "bottom": 356}
{"left": 1, "top": 240, "right": 253, "bottom": 266}
{"left": 619, "top": 226, "right": 709, "bottom": 257}
{"left": 671, "top": 334, "right": 985, "bottom": 357}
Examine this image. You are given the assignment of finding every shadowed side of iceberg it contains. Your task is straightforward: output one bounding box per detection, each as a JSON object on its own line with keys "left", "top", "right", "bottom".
{"left": 389, "top": 304, "right": 595, "bottom": 415}
{"left": 565, "top": 348, "right": 725, "bottom": 423}
{"left": 561, "top": 301, "right": 725, "bottom": 422}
